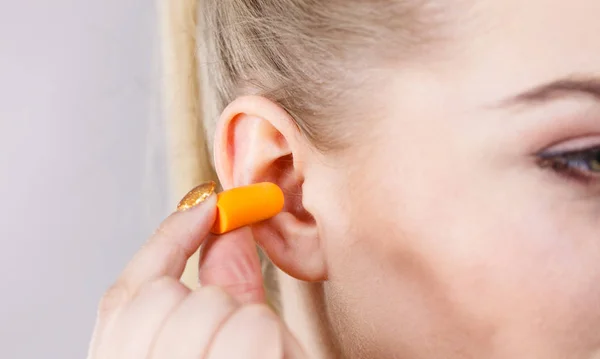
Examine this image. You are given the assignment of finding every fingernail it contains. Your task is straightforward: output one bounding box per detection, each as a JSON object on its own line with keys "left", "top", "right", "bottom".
{"left": 176, "top": 181, "right": 216, "bottom": 212}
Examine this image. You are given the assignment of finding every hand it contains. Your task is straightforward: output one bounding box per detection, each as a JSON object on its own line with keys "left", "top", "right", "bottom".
{"left": 86, "top": 190, "right": 307, "bottom": 359}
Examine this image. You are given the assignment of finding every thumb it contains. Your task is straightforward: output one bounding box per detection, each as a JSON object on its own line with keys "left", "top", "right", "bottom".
{"left": 198, "top": 226, "right": 266, "bottom": 304}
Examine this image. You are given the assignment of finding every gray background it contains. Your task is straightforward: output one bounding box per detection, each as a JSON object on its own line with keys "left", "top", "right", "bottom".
{"left": 0, "top": 1, "right": 167, "bottom": 358}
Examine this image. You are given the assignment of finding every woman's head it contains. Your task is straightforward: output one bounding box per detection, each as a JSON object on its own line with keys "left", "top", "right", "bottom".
{"left": 172, "top": 0, "right": 600, "bottom": 357}
{"left": 199, "top": 0, "right": 448, "bottom": 150}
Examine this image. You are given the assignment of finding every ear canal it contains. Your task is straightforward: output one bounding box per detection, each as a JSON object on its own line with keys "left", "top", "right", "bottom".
{"left": 211, "top": 182, "right": 285, "bottom": 234}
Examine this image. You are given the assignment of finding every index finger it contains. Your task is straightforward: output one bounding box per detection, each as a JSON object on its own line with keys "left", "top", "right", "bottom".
{"left": 117, "top": 182, "right": 217, "bottom": 294}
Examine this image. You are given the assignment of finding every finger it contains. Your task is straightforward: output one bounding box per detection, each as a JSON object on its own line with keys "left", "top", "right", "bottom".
{"left": 150, "top": 286, "right": 239, "bottom": 359}
{"left": 118, "top": 193, "right": 217, "bottom": 295}
{"left": 280, "top": 323, "right": 308, "bottom": 359}
{"left": 96, "top": 277, "right": 190, "bottom": 359}
{"left": 205, "top": 304, "right": 283, "bottom": 359}
{"left": 199, "top": 226, "right": 265, "bottom": 304}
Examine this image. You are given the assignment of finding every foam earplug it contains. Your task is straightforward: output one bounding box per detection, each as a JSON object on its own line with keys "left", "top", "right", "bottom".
{"left": 210, "top": 182, "right": 285, "bottom": 234}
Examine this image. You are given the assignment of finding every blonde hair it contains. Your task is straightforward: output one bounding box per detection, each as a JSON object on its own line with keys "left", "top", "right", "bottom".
{"left": 161, "top": 0, "right": 436, "bottom": 308}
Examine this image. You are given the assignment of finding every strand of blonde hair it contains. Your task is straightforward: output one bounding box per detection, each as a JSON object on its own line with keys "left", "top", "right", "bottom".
{"left": 159, "top": 0, "right": 216, "bottom": 289}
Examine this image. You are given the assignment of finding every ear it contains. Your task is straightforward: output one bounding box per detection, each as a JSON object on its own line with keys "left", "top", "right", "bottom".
{"left": 213, "top": 96, "right": 326, "bottom": 282}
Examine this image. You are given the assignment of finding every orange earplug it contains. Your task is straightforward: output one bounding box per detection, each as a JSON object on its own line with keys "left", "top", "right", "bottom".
{"left": 210, "top": 182, "right": 285, "bottom": 234}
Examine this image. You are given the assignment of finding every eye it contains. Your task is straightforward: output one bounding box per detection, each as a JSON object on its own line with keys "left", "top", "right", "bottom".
{"left": 538, "top": 146, "right": 600, "bottom": 183}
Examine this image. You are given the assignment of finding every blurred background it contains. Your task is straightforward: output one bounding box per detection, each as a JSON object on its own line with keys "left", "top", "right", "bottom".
{"left": 0, "top": 1, "right": 168, "bottom": 358}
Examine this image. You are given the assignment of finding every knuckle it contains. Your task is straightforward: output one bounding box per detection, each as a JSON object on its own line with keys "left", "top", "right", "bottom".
{"left": 98, "top": 284, "right": 129, "bottom": 317}
{"left": 153, "top": 219, "right": 178, "bottom": 242}
{"left": 234, "top": 304, "right": 277, "bottom": 323}
{"left": 139, "top": 276, "right": 183, "bottom": 296}
{"left": 152, "top": 223, "right": 169, "bottom": 240}
{"left": 161, "top": 241, "right": 187, "bottom": 268}
{"left": 222, "top": 281, "right": 264, "bottom": 298}
{"left": 242, "top": 303, "right": 275, "bottom": 317}
{"left": 195, "top": 285, "right": 237, "bottom": 307}
{"left": 148, "top": 231, "right": 188, "bottom": 268}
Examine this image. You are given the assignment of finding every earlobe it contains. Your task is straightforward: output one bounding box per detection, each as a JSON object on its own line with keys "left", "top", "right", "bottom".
{"left": 253, "top": 212, "right": 326, "bottom": 282}
{"left": 213, "top": 96, "right": 327, "bottom": 282}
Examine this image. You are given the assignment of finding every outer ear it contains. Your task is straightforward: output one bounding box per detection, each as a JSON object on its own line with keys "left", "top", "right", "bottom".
{"left": 213, "top": 96, "right": 326, "bottom": 282}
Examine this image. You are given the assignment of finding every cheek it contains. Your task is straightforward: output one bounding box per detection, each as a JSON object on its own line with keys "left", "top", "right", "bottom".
{"left": 309, "top": 155, "right": 500, "bottom": 356}
{"left": 432, "top": 202, "right": 600, "bottom": 355}
{"left": 315, "top": 146, "right": 600, "bottom": 356}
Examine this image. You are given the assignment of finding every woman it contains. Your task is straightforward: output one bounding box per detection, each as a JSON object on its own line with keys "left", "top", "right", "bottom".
{"left": 87, "top": 0, "right": 600, "bottom": 358}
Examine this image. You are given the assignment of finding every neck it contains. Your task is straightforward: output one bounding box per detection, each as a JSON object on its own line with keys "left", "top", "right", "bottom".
{"left": 276, "top": 269, "right": 342, "bottom": 359}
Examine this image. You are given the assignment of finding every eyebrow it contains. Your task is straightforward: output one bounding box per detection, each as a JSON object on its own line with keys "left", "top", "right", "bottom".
{"left": 503, "top": 76, "right": 600, "bottom": 106}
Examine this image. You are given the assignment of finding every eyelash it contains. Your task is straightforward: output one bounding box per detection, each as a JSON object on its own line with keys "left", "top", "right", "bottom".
{"left": 538, "top": 146, "right": 600, "bottom": 184}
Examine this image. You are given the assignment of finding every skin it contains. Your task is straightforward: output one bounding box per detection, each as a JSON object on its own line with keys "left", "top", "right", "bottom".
{"left": 89, "top": 0, "right": 600, "bottom": 358}
{"left": 290, "top": 1, "right": 600, "bottom": 357}
{"left": 87, "top": 195, "right": 307, "bottom": 358}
